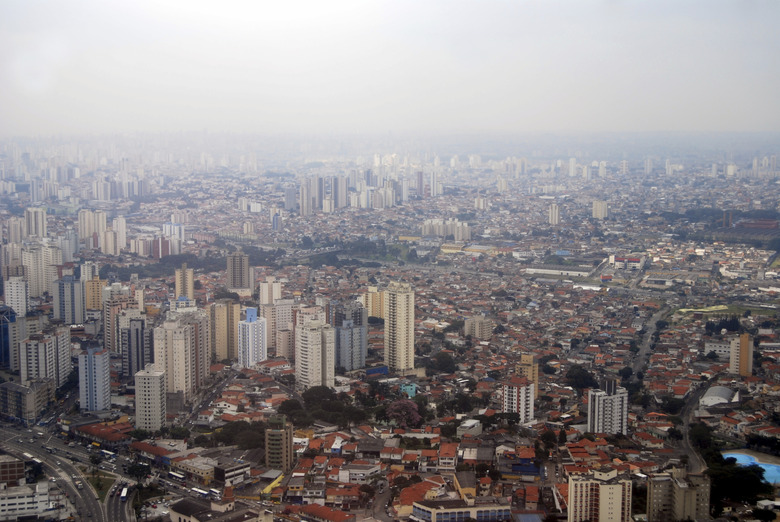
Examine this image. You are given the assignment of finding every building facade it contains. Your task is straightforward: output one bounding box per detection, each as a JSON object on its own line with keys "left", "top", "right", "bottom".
{"left": 384, "top": 282, "right": 414, "bottom": 373}
{"left": 587, "top": 380, "right": 629, "bottom": 435}
{"left": 135, "top": 365, "right": 166, "bottom": 432}
{"left": 78, "top": 348, "right": 111, "bottom": 412}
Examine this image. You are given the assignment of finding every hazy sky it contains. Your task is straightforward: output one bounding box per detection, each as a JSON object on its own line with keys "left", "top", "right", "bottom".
{"left": 1, "top": 1, "right": 779, "bottom": 137}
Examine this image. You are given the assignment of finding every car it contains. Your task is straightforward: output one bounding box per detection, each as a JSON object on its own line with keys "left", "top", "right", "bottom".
{"left": 152, "top": 504, "right": 157, "bottom": 508}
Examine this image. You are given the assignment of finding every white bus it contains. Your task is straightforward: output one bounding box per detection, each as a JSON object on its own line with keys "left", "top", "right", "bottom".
{"left": 191, "top": 487, "right": 209, "bottom": 498}
{"left": 120, "top": 487, "right": 128, "bottom": 502}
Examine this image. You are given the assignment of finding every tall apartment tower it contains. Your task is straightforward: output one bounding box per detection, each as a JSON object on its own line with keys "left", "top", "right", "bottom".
{"left": 518, "top": 354, "right": 539, "bottom": 396}
{"left": 21, "top": 241, "right": 62, "bottom": 298}
{"left": 501, "top": 376, "right": 535, "bottom": 424}
{"left": 226, "top": 252, "right": 251, "bottom": 291}
{"left": 647, "top": 468, "right": 710, "bottom": 522}
{"left": 729, "top": 333, "right": 753, "bottom": 377}
{"left": 175, "top": 310, "right": 211, "bottom": 392}
{"left": 332, "top": 301, "right": 368, "bottom": 372}
{"left": 78, "top": 348, "right": 111, "bottom": 412}
{"left": 587, "top": 379, "right": 629, "bottom": 435}
{"left": 112, "top": 216, "right": 126, "bottom": 251}
{"left": 135, "top": 364, "right": 166, "bottom": 432}
{"left": 84, "top": 275, "right": 107, "bottom": 312}
{"left": 4, "top": 277, "right": 29, "bottom": 316}
{"left": 568, "top": 468, "right": 632, "bottom": 522}
{"left": 265, "top": 414, "right": 295, "bottom": 472}
{"left": 52, "top": 275, "right": 84, "bottom": 325}
{"left": 294, "top": 320, "right": 335, "bottom": 391}
{"left": 210, "top": 299, "right": 240, "bottom": 361}
{"left": 259, "top": 276, "right": 282, "bottom": 306}
{"left": 383, "top": 282, "right": 415, "bottom": 373}
{"left": 20, "top": 327, "right": 71, "bottom": 387}
{"left": 23, "top": 207, "right": 47, "bottom": 239}
{"left": 121, "top": 318, "right": 151, "bottom": 380}
{"left": 548, "top": 203, "right": 560, "bottom": 226}
{"left": 174, "top": 263, "right": 195, "bottom": 300}
{"left": 592, "top": 200, "right": 609, "bottom": 220}
{"left": 0, "top": 306, "right": 16, "bottom": 370}
{"left": 103, "top": 293, "right": 136, "bottom": 353}
{"left": 237, "top": 308, "right": 267, "bottom": 369}
{"left": 153, "top": 317, "right": 196, "bottom": 402}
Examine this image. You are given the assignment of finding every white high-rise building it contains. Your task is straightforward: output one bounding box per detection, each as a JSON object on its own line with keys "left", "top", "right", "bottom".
{"left": 568, "top": 468, "right": 632, "bottom": 522}
{"left": 592, "top": 200, "right": 609, "bottom": 220}
{"left": 153, "top": 317, "right": 196, "bottom": 401}
{"left": 259, "top": 276, "right": 282, "bottom": 306}
{"left": 23, "top": 207, "right": 47, "bottom": 239}
{"left": 237, "top": 308, "right": 267, "bottom": 368}
{"left": 52, "top": 275, "right": 84, "bottom": 325}
{"left": 587, "top": 380, "right": 628, "bottom": 435}
{"left": 294, "top": 320, "right": 334, "bottom": 390}
{"left": 79, "top": 348, "right": 111, "bottom": 412}
{"left": 135, "top": 364, "right": 166, "bottom": 432}
{"left": 21, "top": 241, "right": 62, "bottom": 298}
{"left": 4, "top": 276, "right": 29, "bottom": 316}
{"left": 548, "top": 203, "right": 560, "bottom": 226}
{"left": 501, "top": 376, "right": 535, "bottom": 424}
{"left": 112, "top": 216, "right": 126, "bottom": 251}
{"left": 383, "top": 282, "right": 415, "bottom": 373}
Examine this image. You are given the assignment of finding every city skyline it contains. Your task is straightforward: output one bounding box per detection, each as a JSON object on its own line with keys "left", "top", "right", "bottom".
{"left": 2, "top": 1, "right": 779, "bottom": 137}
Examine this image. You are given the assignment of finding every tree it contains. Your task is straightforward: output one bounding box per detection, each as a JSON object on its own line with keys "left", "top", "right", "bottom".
{"left": 386, "top": 399, "right": 422, "bottom": 429}
{"left": 127, "top": 463, "right": 150, "bottom": 482}
{"left": 565, "top": 365, "right": 598, "bottom": 390}
{"left": 558, "top": 428, "right": 567, "bottom": 446}
{"left": 618, "top": 366, "right": 633, "bottom": 380}
{"left": 541, "top": 430, "right": 557, "bottom": 450}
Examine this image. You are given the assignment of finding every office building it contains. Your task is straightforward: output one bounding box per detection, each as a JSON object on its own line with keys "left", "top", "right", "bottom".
{"left": 237, "top": 308, "right": 267, "bottom": 369}
{"left": 587, "top": 379, "right": 629, "bottom": 435}
{"left": 568, "top": 468, "right": 632, "bottom": 522}
{"left": 174, "top": 263, "right": 195, "bottom": 300}
{"left": 501, "top": 376, "right": 534, "bottom": 424}
{"left": 78, "top": 348, "right": 111, "bottom": 412}
{"left": 549, "top": 203, "right": 560, "bottom": 225}
{"left": 210, "top": 299, "right": 240, "bottom": 361}
{"left": 265, "top": 415, "right": 295, "bottom": 473}
{"left": 23, "top": 207, "right": 47, "bottom": 239}
{"left": 226, "top": 252, "right": 251, "bottom": 292}
{"left": 4, "top": 276, "right": 29, "bottom": 317}
{"left": 135, "top": 364, "right": 166, "bottom": 432}
{"left": 52, "top": 275, "right": 84, "bottom": 325}
{"left": 294, "top": 320, "right": 334, "bottom": 390}
{"left": 729, "top": 333, "right": 753, "bottom": 377}
{"left": 384, "top": 282, "right": 415, "bottom": 373}
{"left": 647, "top": 468, "right": 710, "bottom": 522}
{"left": 0, "top": 306, "right": 16, "bottom": 370}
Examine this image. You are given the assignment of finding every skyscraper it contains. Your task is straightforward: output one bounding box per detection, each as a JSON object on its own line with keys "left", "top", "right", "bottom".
{"left": 237, "top": 308, "right": 267, "bottom": 369}
{"left": 21, "top": 241, "right": 62, "bottom": 298}
{"left": 729, "top": 333, "right": 753, "bottom": 377}
{"left": 384, "top": 282, "right": 415, "bottom": 373}
{"left": 226, "top": 252, "right": 251, "bottom": 292}
{"left": 592, "top": 200, "right": 609, "bottom": 220}
{"left": 79, "top": 348, "right": 111, "bottom": 412}
{"left": 20, "top": 327, "right": 71, "bottom": 387}
{"left": 587, "top": 379, "right": 628, "bottom": 435}
{"left": 294, "top": 320, "right": 335, "bottom": 390}
{"left": 52, "top": 275, "right": 85, "bottom": 325}
{"left": 647, "top": 468, "right": 710, "bottom": 522}
{"left": 174, "top": 263, "right": 195, "bottom": 300}
{"left": 259, "top": 276, "right": 282, "bottom": 306}
{"left": 153, "top": 317, "right": 196, "bottom": 402}
{"left": 135, "top": 364, "right": 166, "bottom": 432}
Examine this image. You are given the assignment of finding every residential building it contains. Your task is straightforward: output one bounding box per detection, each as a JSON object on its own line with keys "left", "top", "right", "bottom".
{"left": 384, "top": 282, "right": 415, "bottom": 373}
{"left": 4, "top": 277, "right": 29, "bottom": 317}
{"left": 332, "top": 301, "right": 367, "bottom": 372}
{"left": 647, "top": 468, "right": 710, "bottom": 522}
{"left": 464, "top": 316, "right": 493, "bottom": 340}
{"left": 135, "top": 364, "right": 166, "bottom": 432}
{"left": 226, "top": 252, "right": 251, "bottom": 292}
{"left": 210, "top": 299, "right": 240, "bottom": 362}
{"left": 568, "top": 468, "right": 632, "bottom": 522}
{"left": 52, "top": 275, "right": 84, "bottom": 325}
{"left": 592, "top": 200, "right": 609, "bottom": 219}
{"left": 20, "top": 327, "right": 71, "bottom": 388}
{"left": 501, "top": 376, "right": 535, "bottom": 424}
{"left": 237, "top": 308, "right": 267, "bottom": 369}
{"left": 0, "top": 306, "right": 16, "bottom": 370}
{"left": 0, "top": 379, "right": 54, "bottom": 425}
{"left": 549, "top": 203, "right": 560, "bottom": 225}
{"left": 79, "top": 348, "right": 111, "bottom": 412}
{"left": 154, "top": 316, "right": 197, "bottom": 402}
{"left": 265, "top": 414, "right": 295, "bottom": 473}
{"left": 121, "top": 318, "right": 151, "bottom": 380}
{"left": 174, "top": 263, "right": 195, "bottom": 300}
{"left": 259, "top": 276, "right": 282, "bottom": 305}
{"left": 294, "top": 320, "right": 334, "bottom": 390}
{"left": 23, "top": 207, "right": 47, "bottom": 239}
{"left": 587, "top": 379, "right": 629, "bottom": 435}
{"left": 729, "top": 333, "right": 753, "bottom": 377}
{"left": 518, "top": 353, "right": 539, "bottom": 396}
